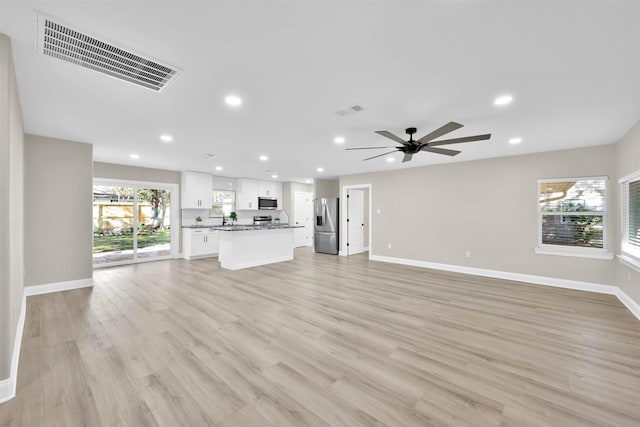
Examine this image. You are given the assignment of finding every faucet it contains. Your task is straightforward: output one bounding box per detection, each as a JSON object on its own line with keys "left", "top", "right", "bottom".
{"left": 222, "top": 213, "right": 227, "bottom": 225}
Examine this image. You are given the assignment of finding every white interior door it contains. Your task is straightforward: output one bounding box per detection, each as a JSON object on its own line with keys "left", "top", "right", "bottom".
{"left": 294, "top": 191, "right": 313, "bottom": 247}
{"left": 347, "top": 189, "right": 364, "bottom": 255}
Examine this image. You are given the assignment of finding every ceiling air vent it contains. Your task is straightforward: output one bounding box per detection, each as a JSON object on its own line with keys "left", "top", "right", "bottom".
{"left": 36, "top": 12, "right": 180, "bottom": 92}
{"left": 334, "top": 105, "right": 364, "bottom": 116}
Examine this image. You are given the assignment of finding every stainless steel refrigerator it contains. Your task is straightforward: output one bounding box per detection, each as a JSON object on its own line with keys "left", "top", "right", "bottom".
{"left": 314, "top": 198, "right": 339, "bottom": 254}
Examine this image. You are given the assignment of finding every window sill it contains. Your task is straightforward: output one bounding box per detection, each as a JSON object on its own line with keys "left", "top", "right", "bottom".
{"left": 618, "top": 254, "right": 640, "bottom": 274}
{"left": 534, "top": 247, "right": 614, "bottom": 260}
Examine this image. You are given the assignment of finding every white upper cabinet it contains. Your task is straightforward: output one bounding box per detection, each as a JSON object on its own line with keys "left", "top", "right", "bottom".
{"left": 236, "top": 178, "right": 258, "bottom": 210}
{"left": 236, "top": 179, "right": 282, "bottom": 210}
{"left": 258, "top": 181, "right": 281, "bottom": 198}
{"left": 181, "top": 171, "right": 212, "bottom": 209}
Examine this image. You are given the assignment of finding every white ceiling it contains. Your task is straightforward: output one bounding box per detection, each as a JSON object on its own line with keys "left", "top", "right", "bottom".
{"left": 2, "top": 1, "right": 640, "bottom": 182}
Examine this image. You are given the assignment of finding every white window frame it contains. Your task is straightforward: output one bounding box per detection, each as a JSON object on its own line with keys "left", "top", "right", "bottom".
{"left": 619, "top": 169, "right": 640, "bottom": 272}
{"left": 535, "top": 176, "right": 613, "bottom": 260}
{"left": 210, "top": 189, "right": 236, "bottom": 218}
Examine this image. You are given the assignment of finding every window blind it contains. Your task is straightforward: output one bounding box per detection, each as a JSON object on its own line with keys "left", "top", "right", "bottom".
{"left": 628, "top": 179, "right": 640, "bottom": 248}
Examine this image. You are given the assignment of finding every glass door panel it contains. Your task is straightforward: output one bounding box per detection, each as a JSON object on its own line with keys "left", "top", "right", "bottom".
{"left": 136, "top": 187, "right": 171, "bottom": 260}
{"left": 93, "top": 185, "right": 135, "bottom": 265}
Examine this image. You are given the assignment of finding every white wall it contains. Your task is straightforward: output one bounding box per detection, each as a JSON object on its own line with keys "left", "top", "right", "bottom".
{"left": 24, "top": 135, "right": 93, "bottom": 286}
{"left": 282, "top": 181, "right": 312, "bottom": 224}
{"left": 340, "top": 144, "right": 618, "bottom": 286}
{"left": 0, "top": 33, "right": 24, "bottom": 381}
{"left": 615, "top": 121, "right": 640, "bottom": 304}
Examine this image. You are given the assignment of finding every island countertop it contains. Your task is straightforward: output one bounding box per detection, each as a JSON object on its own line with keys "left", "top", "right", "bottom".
{"left": 182, "top": 224, "right": 302, "bottom": 231}
{"left": 212, "top": 224, "right": 303, "bottom": 231}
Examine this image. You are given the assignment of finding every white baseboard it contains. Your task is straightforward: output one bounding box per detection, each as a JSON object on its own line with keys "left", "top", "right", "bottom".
{"left": 24, "top": 277, "right": 94, "bottom": 296}
{"left": 0, "top": 294, "right": 26, "bottom": 404}
{"left": 369, "top": 254, "right": 640, "bottom": 321}
{"left": 614, "top": 288, "right": 640, "bottom": 320}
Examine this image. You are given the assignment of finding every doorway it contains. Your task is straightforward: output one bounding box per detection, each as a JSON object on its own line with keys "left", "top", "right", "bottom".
{"left": 93, "top": 179, "right": 178, "bottom": 267}
{"left": 342, "top": 184, "right": 372, "bottom": 256}
{"left": 293, "top": 191, "right": 313, "bottom": 247}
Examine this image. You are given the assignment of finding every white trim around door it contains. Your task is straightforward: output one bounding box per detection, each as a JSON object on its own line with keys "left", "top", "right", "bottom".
{"left": 341, "top": 184, "right": 372, "bottom": 257}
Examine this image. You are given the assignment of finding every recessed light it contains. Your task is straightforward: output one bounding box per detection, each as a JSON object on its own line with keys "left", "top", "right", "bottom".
{"left": 160, "top": 134, "right": 173, "bottom": 143}
{"left": 305, "top": 179, "right": 313, "bottom": 184}
{"left": 509, "top": 137, "right": 523, "bottom": 144}
{"left": 272, "top": 174, "right": 278, "bottom": 179}
{"left": 386, "top": 157, "right": 395, "bottom": 163}
{"left": 316, "top": 167, "right": 324, "bottom": 172}
{"left": 334, "top": 136, "right": 345, "bottom": 144}
{"left": 225, "top": 95, "right": 242, "bottom": 107}
{"left": 215, "top": 166, "right": 223, "bottom": 171}
{"left": 129, "top": 154, "right": 140, "bottom": 159}
{"left": 259, "top": 155, "right": 269, "bottom": 161}
{"left": 494, "top": 95, "right": 513, "bottom": 106}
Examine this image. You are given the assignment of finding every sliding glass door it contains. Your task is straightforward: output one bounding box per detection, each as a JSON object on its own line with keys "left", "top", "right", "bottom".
{"left": 136, "top": 187, "right": 171, "bottom": 260}
{"left": 93, "top": 180, "right": 176, "bottom": 266}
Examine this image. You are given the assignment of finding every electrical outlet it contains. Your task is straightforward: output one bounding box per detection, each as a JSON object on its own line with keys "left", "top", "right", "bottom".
{"left": 466, "top": 251, "right": 471, "bottom": 258}
{"left": 377, "top": 208, "right": 381, "bottom": 214}
{"left": 388, "top": 243, "right": 392, "bottom": 249}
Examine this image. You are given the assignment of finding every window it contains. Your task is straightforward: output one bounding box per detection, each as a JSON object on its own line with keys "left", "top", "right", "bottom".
{"left": 536, "top": 177, "right": 611, "bottom": 259}
{"left": 621, "top": 170, "right": 640, "bottom": 261}
{"left": 210, "top": 189, "right": 235, "bottom": 217}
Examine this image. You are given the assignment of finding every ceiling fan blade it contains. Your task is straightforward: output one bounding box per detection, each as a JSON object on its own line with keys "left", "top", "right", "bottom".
{"left": 402, "top": 153, "right": 413, "bottom": 163}
{"left": 346, "top": 146, "right": 395, "bottom": 150}
{"left": 363, "top": 150, "right": 399, "bottom": 161}
{"left": 428, "top": 133, "right": 491, "bottom": 146}
{"left": 375, "top": 130, "right": 409, "bottom": 145}
{"left": 417, "top": 122, "right": 463, "bottom": 143}
{"left": 422, "top": 146, "right": 461, "bottom": 156}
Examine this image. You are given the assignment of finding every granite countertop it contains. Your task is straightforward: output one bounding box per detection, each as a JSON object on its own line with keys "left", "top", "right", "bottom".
{"left": 182, "top": 224, "right": 303, "bottom": 231}
{"left": 211, "top": 224, "right": 304, "bottom": 231}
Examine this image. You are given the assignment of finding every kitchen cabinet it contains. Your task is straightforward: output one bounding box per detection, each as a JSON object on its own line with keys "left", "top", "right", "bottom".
{"left": 182, "top": 228, "right": 218, "bottom": 260}
{"left": 236, "top": 178, "right": 258, "bottom": 209}
{"left": 181, "top": 171, "right": 212, "bottom": 209}
{"left": 258, "top": 180, "right": 281, "bottom": 198}
{"left": 237, "top": 178, "right": 282, "bottom": 210}
{"left": 217, "top": 227, "right": 294, "bottom": 270}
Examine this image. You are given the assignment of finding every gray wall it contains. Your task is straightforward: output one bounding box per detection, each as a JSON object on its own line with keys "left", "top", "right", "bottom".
{"left": 314, "top": 179, "right": 339, "bottom": 199}
{"left": 24, "top": 135, "right": 93, "bottom": 286}
{"left": 615, "top": 121, "right": 640, "bottom": 304}
{"left": 0, "top": 33, "right": 24, "bottom": 380}
{"left": 94, "top": 161, "right": 181, "bottom": 185}
{"left": 340, "top": 144, "right": 618, "bottom": 286}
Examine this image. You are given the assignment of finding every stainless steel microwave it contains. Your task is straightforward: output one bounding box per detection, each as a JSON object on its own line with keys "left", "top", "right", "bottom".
{"left": 258, "top": 197, "right": 277, "bottom": 210}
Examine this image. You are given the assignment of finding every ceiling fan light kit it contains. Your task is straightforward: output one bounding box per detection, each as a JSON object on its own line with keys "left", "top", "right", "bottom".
{"left": 347, "top": 122, "right": 491, "bottom": 163}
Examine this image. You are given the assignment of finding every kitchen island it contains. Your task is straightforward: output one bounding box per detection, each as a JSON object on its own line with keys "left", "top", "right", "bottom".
{"left": 211, "top": 224, "right": 302, "bottom": 270}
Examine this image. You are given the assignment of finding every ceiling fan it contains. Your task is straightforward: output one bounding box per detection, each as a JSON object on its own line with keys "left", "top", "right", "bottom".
{"left": 347, "top": 122, "right": 491, "bottom": 163}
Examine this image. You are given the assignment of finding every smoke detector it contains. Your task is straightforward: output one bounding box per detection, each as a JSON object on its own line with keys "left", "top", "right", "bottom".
{"left": 36, "top": 12, "right": 180, "bottom": 92}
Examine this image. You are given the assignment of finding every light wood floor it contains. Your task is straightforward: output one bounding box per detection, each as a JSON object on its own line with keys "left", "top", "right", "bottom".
{"left": 2, "top": 248, "right": 640, "bottom": 426}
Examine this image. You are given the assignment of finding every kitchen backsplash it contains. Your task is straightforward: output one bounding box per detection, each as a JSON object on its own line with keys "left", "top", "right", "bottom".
{"left": 181, "top": 209, "right": 288, "bottom": 226}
